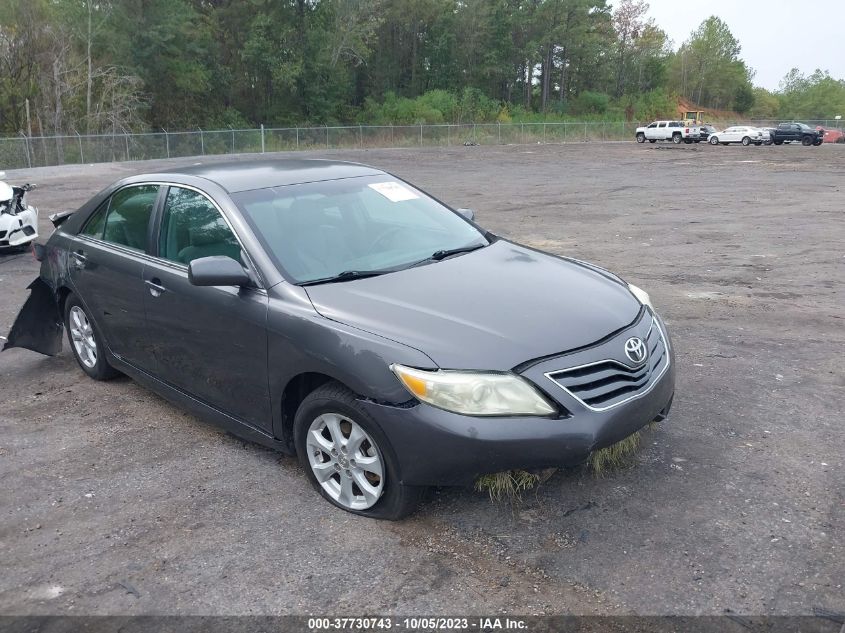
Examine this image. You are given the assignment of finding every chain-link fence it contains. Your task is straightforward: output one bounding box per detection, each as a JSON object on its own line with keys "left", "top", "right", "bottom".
{"left": 0, "top": 122, "right": 641, "bottom": 170}
{"left": 2, "top": 119, "right": 842, "bottom": 170}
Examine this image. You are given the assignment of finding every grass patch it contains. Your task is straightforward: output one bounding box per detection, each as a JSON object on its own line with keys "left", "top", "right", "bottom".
{"left": 588, "top": 430, "right": 643, "bottom": 476}
{"left": 474, "top": 469, "right": 541, "bottom": 502}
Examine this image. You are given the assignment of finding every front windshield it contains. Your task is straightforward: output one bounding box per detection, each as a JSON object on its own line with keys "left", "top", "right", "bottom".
{"left": 232, "top": 175, "right": 488, "bottom": 284}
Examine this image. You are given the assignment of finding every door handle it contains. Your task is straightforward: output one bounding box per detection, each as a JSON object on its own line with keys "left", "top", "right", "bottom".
{"left": 145, "top": 278, "right": 166, "bottom": 297}
{"left": 71, "top": 250, "right": 87, "bottom": 266}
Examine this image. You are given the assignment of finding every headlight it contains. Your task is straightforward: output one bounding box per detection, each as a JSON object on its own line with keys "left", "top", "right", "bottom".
{"left": 391, "top": 365, "right": 556, "bottom": 416}
{"left": 628, "top": 283, "right": 653, "bottom": 309}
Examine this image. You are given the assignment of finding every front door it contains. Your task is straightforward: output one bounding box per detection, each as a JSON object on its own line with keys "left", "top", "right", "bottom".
{"left": 68, "top": 184, "right": 160, "bottom": 370}
{"left": 143, "top": 185, "right": 271, "bottom": 431}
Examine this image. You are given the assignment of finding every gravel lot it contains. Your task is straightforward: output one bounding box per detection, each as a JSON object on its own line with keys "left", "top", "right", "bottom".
{"left": 0, "top": 142, "right": 842, "bottom": 616}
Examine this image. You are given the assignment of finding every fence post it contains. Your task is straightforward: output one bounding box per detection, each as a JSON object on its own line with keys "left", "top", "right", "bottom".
{"left": 162, "top": 128, "right": 170, "bottom": 158}
{"left": 124, "top": 134, "right": 130, "bottom": 161}
{"left": 296, "top": 127, "right": 300, "bottom": 149}
{"left": 359, "top": 124, "right": 363, "bottom": 148}
{"left": 603, "top": 121, "right": 607, "bottom": 141}
{"left": 230, "top": 126, "right": 235, "bottom": 153}
{"left": 521, "top": 122, "right": 524, "bottom": 144}
{"left": 391, "top": 125, "right": 394, "bottom": 146}
{"left": 543, "top": 122, "right": 546, "bottom": 144}
{"left": 326, "top": 125, "right": 329, "bottom": 150}
{"left": 447, "top": 125, "right": 450, "bottom": 146}
{"left": 419, "top": 123, "right": 423, "bottom": 146}
{"left": 498, "top": 122, "right": 501, "bottom": 145}
{"left": 76, "top": 131, "right": 84, "bottom": 163}
{"left": 584, "top": 122, "right": 587, "bottom": 142}
{"left": 199, "top": 127, "right": 205, "bottom": 155}
{"left": 260, "top": 124, "right": 265, "bottom": 153}
{"left": 19, "top": 132, "right": 32, "bottom": 168}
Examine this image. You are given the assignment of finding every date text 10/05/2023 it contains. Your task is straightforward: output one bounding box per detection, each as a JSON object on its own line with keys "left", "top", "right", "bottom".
{"left": 307, "top": 617, "right": 529, "bottom": 630}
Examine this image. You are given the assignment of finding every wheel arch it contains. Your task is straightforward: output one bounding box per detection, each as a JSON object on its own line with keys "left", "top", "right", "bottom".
{"left": 279, "top": 372, "right": 351, "bottom": 452}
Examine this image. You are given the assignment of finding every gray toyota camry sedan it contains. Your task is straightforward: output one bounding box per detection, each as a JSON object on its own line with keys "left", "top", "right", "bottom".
{"left": 5, "top": 159, "right": 674, "bottom": 519}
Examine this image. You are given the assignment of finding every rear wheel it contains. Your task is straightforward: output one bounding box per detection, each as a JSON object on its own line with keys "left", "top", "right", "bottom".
{"left": 774, "top": 140, "right": 783, "bottom": 145}
{"left": 648, "top": 139, "right": 656, "bottom": 143}
{"left": 672, "top": 133, "right": 682, "bottom": 144}
{"left": 64, "top": 294, "right": 119, "bottom": 380}
{"left": 709, "top": 136, "right": 719, "bottom": 145}
{"left": 294, "top": 382, "right": 424, "bottom": 520}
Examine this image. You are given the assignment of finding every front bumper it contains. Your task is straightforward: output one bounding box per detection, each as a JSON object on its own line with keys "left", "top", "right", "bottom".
{"left": 361, "top": 312, "right": 676, "bottom": 486}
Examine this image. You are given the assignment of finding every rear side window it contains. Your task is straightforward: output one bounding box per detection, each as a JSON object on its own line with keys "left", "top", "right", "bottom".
{"left": 102, "top": 185, "right": 159, "bottom": 251}
{"left": 80, "top": 200, "right": 109, "bottom": 238}
{"left": 658, "top": 122, "right": 666, "bottom": 128}
{"left": 158, "top": 186, "right": 241, "bottom": 265}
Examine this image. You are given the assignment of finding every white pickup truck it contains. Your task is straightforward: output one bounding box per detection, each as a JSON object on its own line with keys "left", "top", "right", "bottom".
{"left": 635, "top": 120, "right": 701, "bottom": 144}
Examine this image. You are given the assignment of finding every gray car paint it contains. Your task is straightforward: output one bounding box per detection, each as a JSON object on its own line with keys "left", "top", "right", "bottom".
{"left": 4, "top": 158, "right": 675, "bottom": 486}
{"left": 305, "top": 240, "right": 641, "bottom": 370}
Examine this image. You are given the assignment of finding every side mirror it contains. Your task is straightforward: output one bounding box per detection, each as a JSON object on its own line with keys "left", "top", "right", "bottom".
{"left": 456, "top": 208, "right": 475, "bottom": 221}
{"left": 188, "top": 255, "right": 250, "bottom": 287}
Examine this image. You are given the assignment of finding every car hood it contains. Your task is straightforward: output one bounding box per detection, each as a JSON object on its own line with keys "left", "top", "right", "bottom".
{"left": 304, "top": 240, "right": 641, "bottom": 370}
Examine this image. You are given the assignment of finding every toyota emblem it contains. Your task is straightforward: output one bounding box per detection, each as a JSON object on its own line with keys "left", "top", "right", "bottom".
{"left": 624, "top": 337, "right": 647, "bottom": 364}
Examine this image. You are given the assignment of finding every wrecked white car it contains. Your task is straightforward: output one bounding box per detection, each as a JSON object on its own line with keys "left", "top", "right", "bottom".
{"left": 0, "top": 173, "right": 38, "bottom": 250}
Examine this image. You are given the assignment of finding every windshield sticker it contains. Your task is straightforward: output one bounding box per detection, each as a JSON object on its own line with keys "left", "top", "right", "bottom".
{"left": 368, "top": 181, "right": 419, "bottom": 202}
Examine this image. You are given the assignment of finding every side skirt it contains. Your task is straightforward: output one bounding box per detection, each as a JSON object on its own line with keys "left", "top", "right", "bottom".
{"left": 109, "top": 354, "right": 293, "bottom": 455}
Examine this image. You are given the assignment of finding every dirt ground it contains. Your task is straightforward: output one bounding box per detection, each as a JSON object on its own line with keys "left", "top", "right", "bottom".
{"left": 0, "top": 142, "right": 842, "bottom": 616}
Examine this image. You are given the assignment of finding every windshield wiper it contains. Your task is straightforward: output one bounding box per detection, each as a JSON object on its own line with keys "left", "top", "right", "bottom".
{"left": 299, "top": 270, "right": 387, "bottom": 287}
{"left": 408, "top": 244, "right": 486, "bottom": 269}
{"left": 430, "top": 244, "right": 486, "bottom": 260}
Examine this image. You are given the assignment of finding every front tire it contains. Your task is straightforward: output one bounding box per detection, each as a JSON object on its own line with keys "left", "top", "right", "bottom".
{"left": 741, "top": 136, "right": 751, "bottom": 146}
{"left": 294, "top": 382, "right": 424, "bottom": 520}
{"left": 801, "top": 136, "right": 813, "bottom": 146}
{"left": 636, "top": 132, "right": 645, "bottom": 143}
{"left": 709, "top": 136, "right": 719, "bottom": 145}
{"left": 64, "top": 294, "right": 119, "bottom": 380}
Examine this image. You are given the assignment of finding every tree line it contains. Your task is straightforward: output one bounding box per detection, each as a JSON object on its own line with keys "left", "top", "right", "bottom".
{"left": 1, "top": 0, "right": 843, "bottom": 137}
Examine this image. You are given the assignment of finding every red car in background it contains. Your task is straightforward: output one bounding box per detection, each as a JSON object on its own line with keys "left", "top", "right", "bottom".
{"left": 817, "top": 126, "right": 845, "bottom": 143}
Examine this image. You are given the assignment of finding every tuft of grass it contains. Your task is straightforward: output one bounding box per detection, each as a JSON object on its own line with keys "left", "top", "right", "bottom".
{"left": 589, "top": 430, "right": 642, "bottom": 476}
{"left": 475, "top": 469, "right": 541, "bottom": 503}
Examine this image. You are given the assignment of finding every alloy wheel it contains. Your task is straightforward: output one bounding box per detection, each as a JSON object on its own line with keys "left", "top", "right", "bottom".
{"left": 306, "top": 412, "right": 385, "bottom": 510}
{"left": 69, "top": 305, "right": 97, "bottom": 368}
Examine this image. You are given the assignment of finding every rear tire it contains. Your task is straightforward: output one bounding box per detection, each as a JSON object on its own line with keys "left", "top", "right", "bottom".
{"left": 64, "top": 294, "right": 119, "bottom": 380}
{"left": 672, "top": 133, "right": 682, "bottom": 144}
{"left": 648, "top": 139, "right": 656, "bottom": 143}
{"left": 636, "top": 132, "right": 645, "bottom": 143}
{"left": 774, "top": 140, "right": 783, "bottom": 145}
{"left": 294, "top": 381, "right": 424, "bottom": 520}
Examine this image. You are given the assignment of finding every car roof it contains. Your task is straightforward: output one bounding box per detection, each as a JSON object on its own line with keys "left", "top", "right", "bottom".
{"left": 153, "top": 158, "right": 385, "bottom": 193}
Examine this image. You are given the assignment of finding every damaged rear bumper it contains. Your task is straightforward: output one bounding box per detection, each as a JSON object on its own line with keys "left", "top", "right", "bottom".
{"left": 3, "top": 277, "right": 63, "bottom": 356}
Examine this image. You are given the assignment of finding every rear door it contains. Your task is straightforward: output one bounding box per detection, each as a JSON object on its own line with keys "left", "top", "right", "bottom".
{"left": 68, "top": 184, "right": 160, "bottom": 370}
{"left": 656, "top": 122, "right": 668, "bottom": 139}
{"left": 142, "top": 185, "right": 271, "bottom": 431}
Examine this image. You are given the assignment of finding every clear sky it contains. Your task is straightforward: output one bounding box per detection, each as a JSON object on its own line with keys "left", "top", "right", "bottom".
{"left": 643, "top": 0, "right": 845, "bottom": 91}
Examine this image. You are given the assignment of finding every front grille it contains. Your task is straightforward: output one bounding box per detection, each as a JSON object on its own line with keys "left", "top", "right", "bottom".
{"left": 546, "top": 318, "right": 669, "bottom": 411}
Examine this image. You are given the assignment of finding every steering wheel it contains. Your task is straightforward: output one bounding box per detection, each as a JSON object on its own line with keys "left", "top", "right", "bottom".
{"left": 369, "top": 226, "right": 404, "bottom": 251}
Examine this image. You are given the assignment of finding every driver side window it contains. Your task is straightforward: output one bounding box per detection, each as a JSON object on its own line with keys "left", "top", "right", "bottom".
{"left": 158, "top": 187, "right": 241, "bottom": 265}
